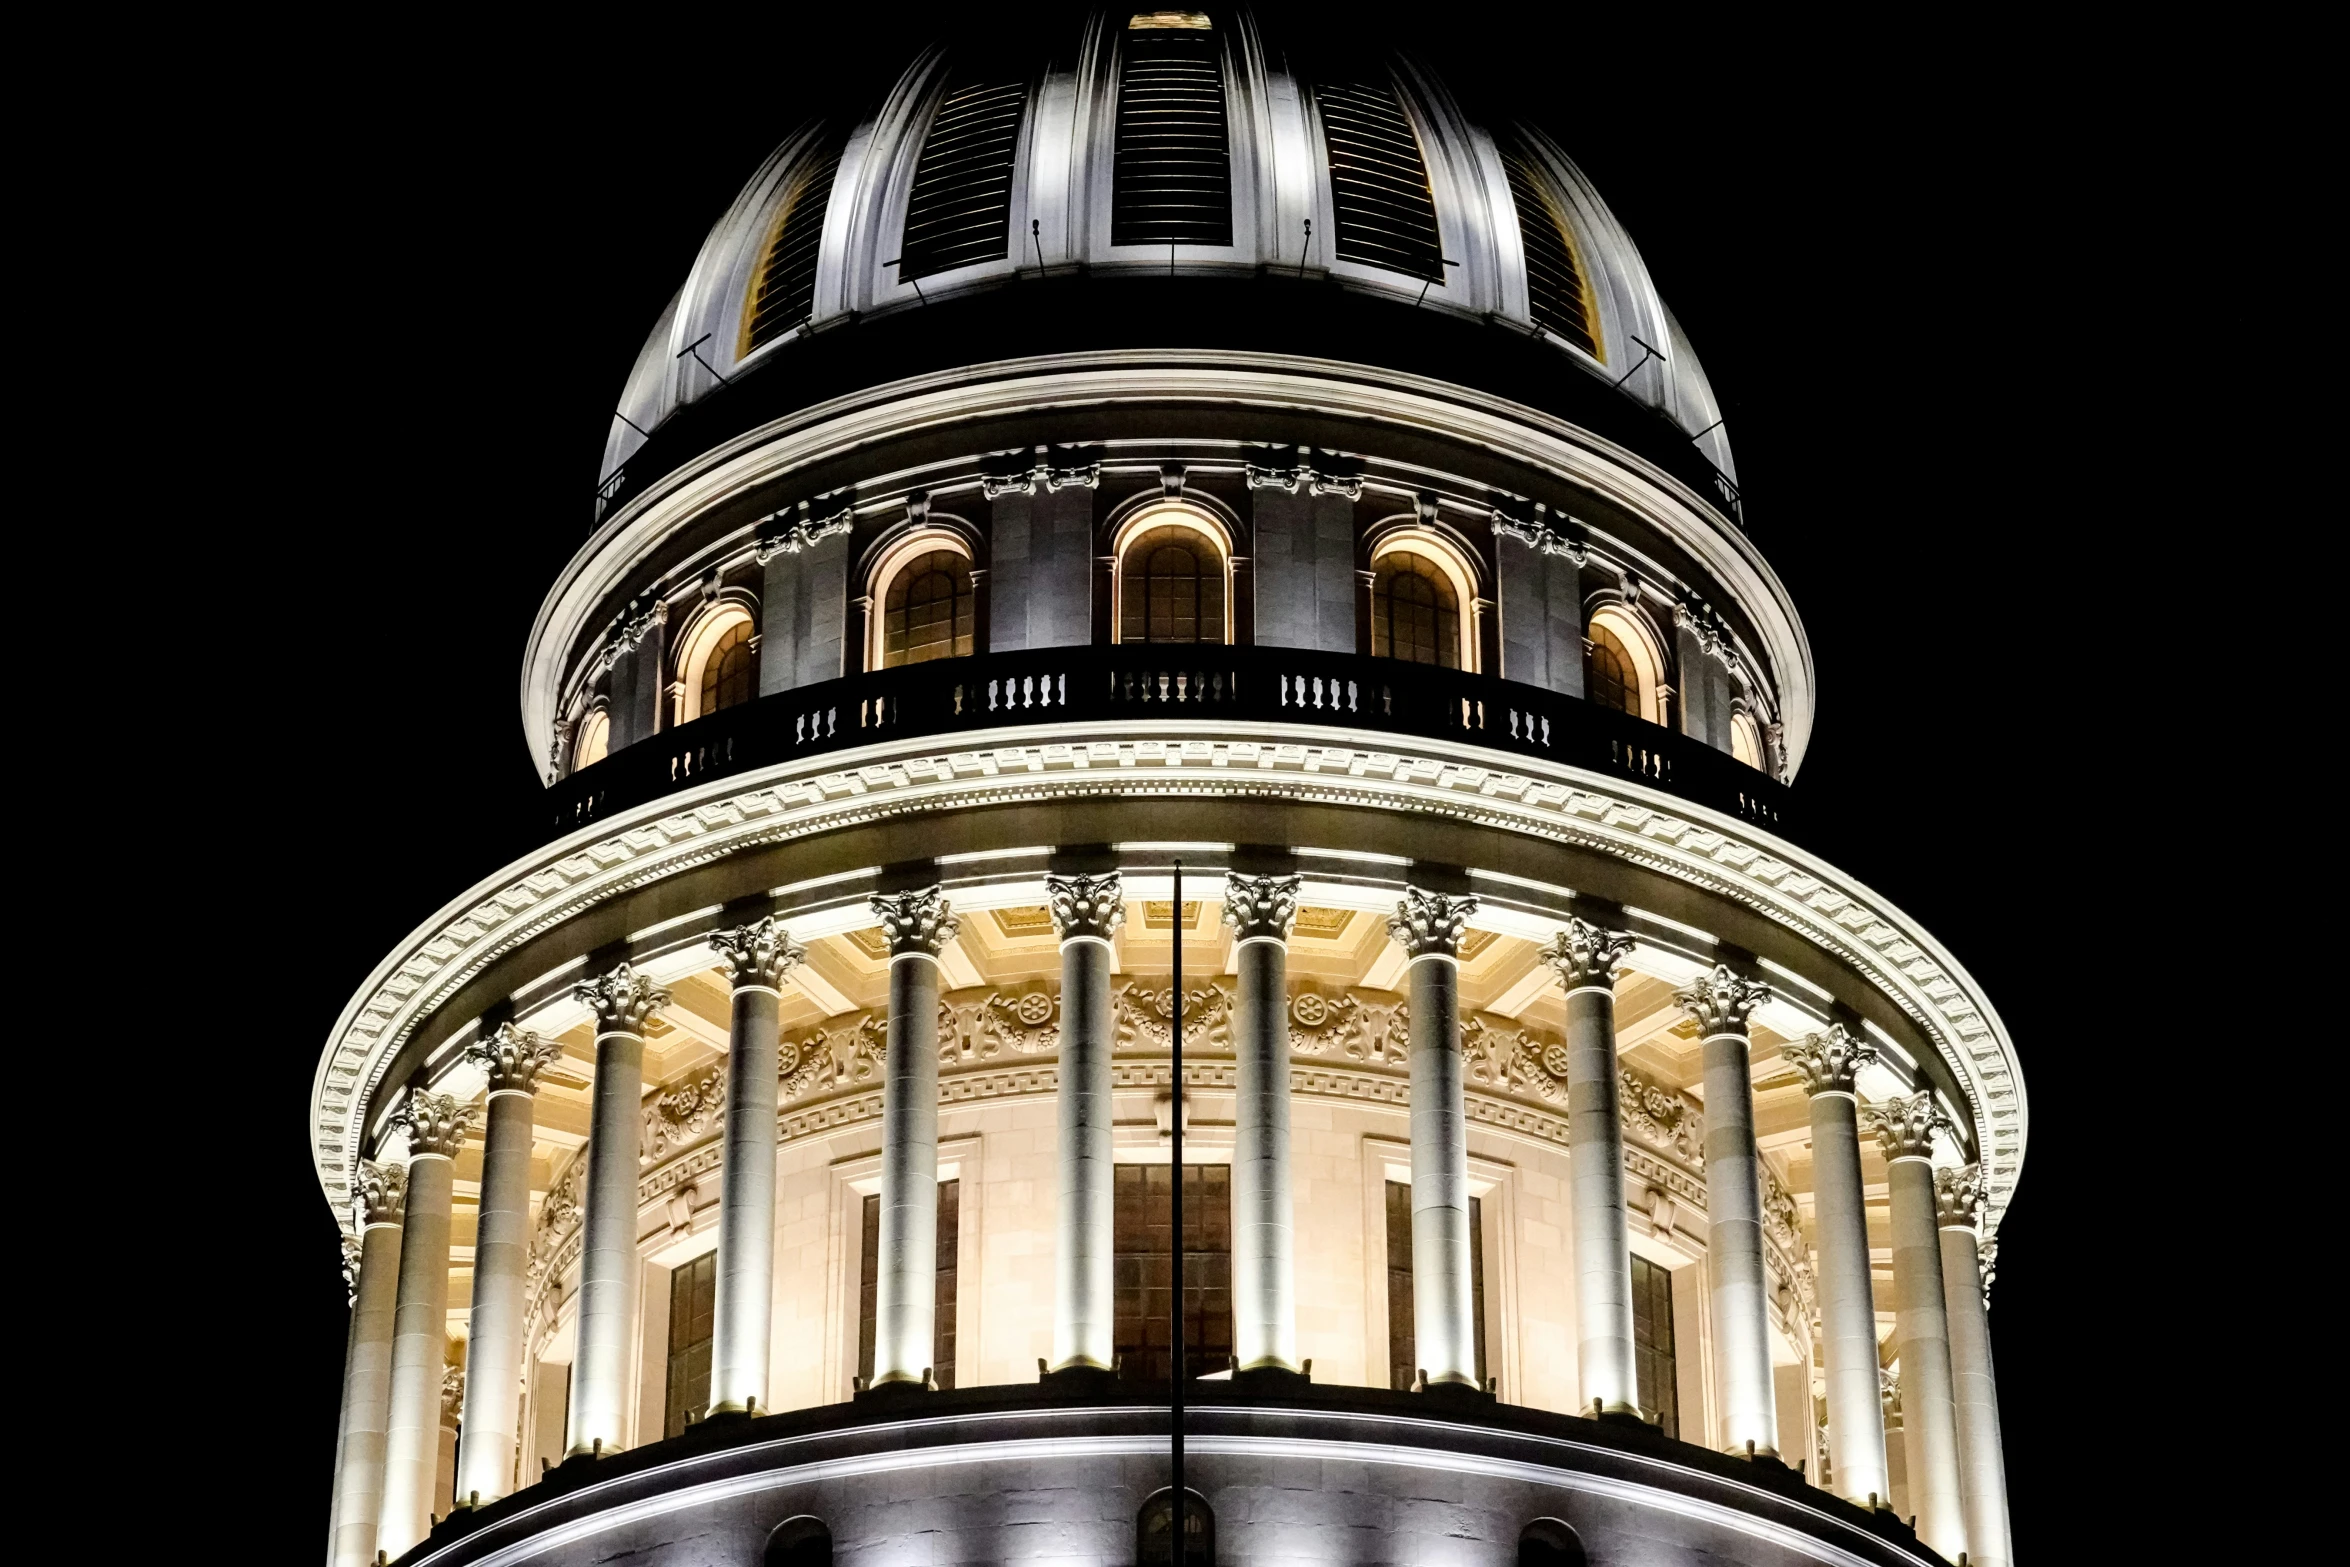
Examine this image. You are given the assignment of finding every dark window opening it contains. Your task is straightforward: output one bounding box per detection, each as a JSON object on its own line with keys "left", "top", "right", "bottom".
{"left": 663, "top": 1251, "right": 718, "bottom": 1437}
{"left": 882, "top": 549, "right": 976, "bottom": 667}
{"left": 744, "top": 137, "right": 844, "bottom": 352}
{"left": 1114, "top": 1163, "right": 1232, "bottom": 1382}
{"left": 1317, "top": 78, "right": 1444, "bottom": 281}
{"left": 1113, "top": 23, "right": 1232, "bottom": 247}
{"left": 1630, "top": 1253, "right": 1677, "bottom": 1436}
{"left": 698, "top": 619, "right": 756, "bottom": 716}
{"left": 1136, "top": 1487, "right": 1215, "bottom": 1566}
{"left": 1518, "top": 1517, "right": 1589, "bottom": 1567}
{"left": 899, "top": 79, "right": 1027, "bottom": 280}
{"left": 1370, "top": 550, "right": 1461, "bottom": 668}
{"left": 1501, "top": 143, "right": 1600, "bottom": 359}
{"left": 857, "top": 1180, "right": 960, "bottom": 1389}
{"left": 1119, "top": 525, "right": 1227, "bottom": 644}
{"left": 766, "top": 1514, "right": 834, "bottom": 1567}
{"left": 1385, "top": 1180, "right": 1486, "bottom": 1390}
{"left": 1586, "top": 623, "right": 1640, "bottom": 716}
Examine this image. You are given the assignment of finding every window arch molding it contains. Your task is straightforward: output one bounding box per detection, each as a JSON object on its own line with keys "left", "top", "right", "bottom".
{"left": 673, "top": 593, "right": 761, "bottom": 725}
{"left": 570, "top": 701, "right": 611, "bottom": 773}
{"left": 1365, "top": 523, "right": 1481, "bottom": 672}
{"left": 863, "top": 521, "right": 982, "bottom": 670}
{"left": 1584, "top": 600, "right": 1667, "bottom": 726}
{"left": 1730, "top": 702, "right": 1767, "bottom": 772}
{"left": 1108, "top": 498, "right": 1236, "bottom": 646}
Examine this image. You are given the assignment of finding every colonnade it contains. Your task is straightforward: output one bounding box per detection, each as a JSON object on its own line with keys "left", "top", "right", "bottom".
{"left": 323, "top": 878, "right": 2010, "bottom": 1567}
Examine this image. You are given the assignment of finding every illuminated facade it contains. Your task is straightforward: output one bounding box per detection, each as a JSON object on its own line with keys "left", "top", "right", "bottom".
{"left": 317, "top": 12, "right": 2020, "bottom": 1565}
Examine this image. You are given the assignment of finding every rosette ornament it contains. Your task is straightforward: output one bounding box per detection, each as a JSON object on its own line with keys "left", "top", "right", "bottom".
{"left": 389, "top": 1091, "right": 476, "bottom": 1159}
{"left": 1047, "top": 872, "right": 1127, "bottom": 943}
{"left": 1539, "top": 917, "right": 1634, "bottom": 991}
{"left": 709, "top": 916, "right": 808, "bottom": 990}
{"left": 465, "top": 1022, "right": 564, "bottom": 1095}
{"left": 1222, "top": 873, "right": 1301, "bottom": 943}
{"left": 575, "top": 963, "right": 671, "bottom": 1033}
{"left": 1387, "top": 888, "right": 1476, "bottom": 959}
{"left": 871, "top": 887, "right": 959, "bottom": 957}
{"left": 1781, "top": 1024, "right": 1877, "bottom": 1097}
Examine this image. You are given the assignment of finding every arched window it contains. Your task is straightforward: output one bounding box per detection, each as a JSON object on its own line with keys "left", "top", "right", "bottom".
{"left": 764, "top": 1515, "right": 832, "bottom": 1567}
{"left": 573, "top": 709, "right": 610, "bottom": 771}
{"left": 1587, "top": 623, "right": 1639, "bottom": 714}
{"left": 678, "top": 605, "right": 757, "bottom": 724}
{"left": 1136, "top": 1488, "right": 1214, "bottom": 1566}
{"left": 1115, "top": 510, "right": 1229, "bottom": 645}
{"left": 1584, "top": 606, "right": 1661, "bottom": 724}
{"left": 1372, "top": 550, "right": 1463, "bottom": 668}
{"left": 1731, "top": 709, "right": 1765, "bottom": 770}
{"left": 1518, "top": 1518, "right": 1588, "bottom": 1567}
{"left": 879, "top": 547, "right": 975, "bottom": 668}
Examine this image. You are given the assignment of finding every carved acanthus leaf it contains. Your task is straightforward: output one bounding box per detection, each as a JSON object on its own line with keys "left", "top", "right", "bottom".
{"left": 1045, "top": 873, "right": 1126, "bottom": 943}
{"left": 1862, "top": 1090, "right": 1951, "bottom": 1161}
{"left": 1935, "top": 1162, "right": 1986, "bottom": 1229}
{"left": 1539, "top": 917, "right": 1634, "bottom": 990}
{"left": 575, "top": 963, "right": 671, "bottom": 1034}
{"left": 356, "top": 1159, "right": 408, "bottom": 1226}
{"left": 870, "top": 887, "right": 958, "bottom": 957}
{"left": 1780, "top": 1024, "right": 1877, "bottom": 1097}
{"left": 978, "top": 991, "right": 1060, "bottom": 1055}
{"left": 441, "top": 1365, "right": 465, "bottom": 1420}
{"left": 709, "top": 916, "right": 807, "bottom": 990}
{"left": 1285, "top": 989, "right": 1365, "bottom": 1057}
{"left": 1223, "top": 873, "right": 1302, "bottom": 942}
{"left": 390, "top": 1090, "right": 475, "bottom": 1159}
{"left": 342, "top": 1234, "right": 364, "bottom": 1303}
{"left": 1114, "top": 981, "right": 1234, "bottom": 1052}
{"left": 1673, "top": 965, "right": 1771, "bottom": 1036}
{"left": 465, "top": 1022, "right": 564, "bottom": 1095}
{"left": 643, "top": 1069, "right": 727, "bottom": 1160}
{"left": 1387, "top": 888, "right": 1476, "bottom": 959}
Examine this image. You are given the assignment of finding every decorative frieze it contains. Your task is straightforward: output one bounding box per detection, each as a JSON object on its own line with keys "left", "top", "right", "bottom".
{"left": 1539, "top": 917, "right": 1634, "bottom": 991}
{"left": 1864, "top": 1090, "right": 1950, "bottom": 1161}
{"left": 389, "top": 1091, "right": 475, "bottom": 1159}
{"left": 1387, "top": 888, "right": 1476, "bottom": 959}
{"left": 977, "top": 990, "right": 1060, "bottom": 1054}
{"left": 708, "top": 916, "right": 806, "bottom": 991}
{"left": 465, "top": 1022, "right": 563, "bottom": 1095}
{"left": 643, "top": 1068, "right": 727, "bottom": 1158}
{"left": 575, "top": 964, "right": 671, "bottom": 1034}
{"left": 983, "top": 460, "right": 1101, "bottom": 497}
{"left": 1245, "top": 459, "right": 1363, "bottom": 499}
{"left": 1223, "top": 872, "right": 1302, "bottom": 942}
{"left": 1673, "top": 964, "right": 1771, "bottom": 1036}
{"left": 1114, "top": 981, "right": 1234, "bottom": 1051}
{"left": 1045, "top": 872, "right": 1125, "bottom": 943}
{"left": 1781, "top": 1024, "right": 1877, "bottom": 1097}
{"left": 870, "top": 887, "right": 958, "bottom": 957}
{"left": 1286, "top": 988, "right": 1367, "bottom": 1056}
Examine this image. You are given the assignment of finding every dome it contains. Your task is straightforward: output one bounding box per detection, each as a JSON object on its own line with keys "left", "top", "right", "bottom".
{"left": 596, "top": 9, "right": 1734, "bottom": 509}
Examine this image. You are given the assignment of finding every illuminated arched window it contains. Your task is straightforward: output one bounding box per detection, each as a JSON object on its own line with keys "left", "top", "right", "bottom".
{"left": 1118, "top": 518, "right": 1229, "bottom": 645}
{"left": 678, "top": 605, "right": 757, "bottom": 724}
{"left": 1587, "top": 624, "right": 1639, "bottom": 715}
{"left": 881, "top": 548, "right": 975, "bottom": 667}
{"left": 573, "top": 709, "right": 610, "bottom": 770}
{"left": 1136, "top": 1488, "right": 1214, "bottom": 1566}
{"left": 1372, "top": 550, "right": 1462, "bottom": 668}
{"left": 1732, "top": 709, "right": 1765, "bottom": 770}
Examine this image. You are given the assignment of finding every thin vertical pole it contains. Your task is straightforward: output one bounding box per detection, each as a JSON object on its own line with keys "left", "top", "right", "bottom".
{"left": 1169, "top": 859, "right": 1185, "bottom": 1561}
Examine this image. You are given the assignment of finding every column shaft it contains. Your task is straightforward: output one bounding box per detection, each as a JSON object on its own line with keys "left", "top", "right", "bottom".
{"left": 455, "top": 1091, "right": 534, "bottom": 1504}
{"left": 379, "top": 1155, "right": 454, "bottom": 1555}
{"left": 1811, "top": 1091, "right": 1891, "bottom": 1506}
{"left": 1407, "top": 954, "right": 1477, "bottom": 1387}
{"left": 874, "top": 953, "right": 941, "bottom": 1385}
{"left": 326, "top": 1222, "right": 403, "bottom": 1567}
{"left": 1888, "top": 1157, "right": 1965, "bottom": 1557}
{"left": 1052, "top": 937, "right": 1116, "bottom": 1371}
{"left": 1699, "top": 1028, "right": 1778, "bottom": 1453}
{"left": 1562, "top": 984, "right": 1637, "bottom": 1415}
{"left": 1231, "top": 936, "right": 1297, "bottom": 1372}
{"left": 566, "top": 1029, "right": 647, "bottom": 1452}
{"left": 710, "top": 984, "right": 782, "bottom": 1412}
{"left": 1941, "top": 1224, "right": 2012, "bottom": 1567}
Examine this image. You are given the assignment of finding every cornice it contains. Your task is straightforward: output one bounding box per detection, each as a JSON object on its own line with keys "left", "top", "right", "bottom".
{"left": 313, "top": 721, "right": 2021, "bottom": 1246}
{"left": 522, "top": 352, "right": 1813, "bottom": 772}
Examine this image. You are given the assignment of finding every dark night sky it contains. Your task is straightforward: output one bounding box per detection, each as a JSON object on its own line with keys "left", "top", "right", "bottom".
{"left": 181, "top": 9, "right": 2161, "bottom": 1558}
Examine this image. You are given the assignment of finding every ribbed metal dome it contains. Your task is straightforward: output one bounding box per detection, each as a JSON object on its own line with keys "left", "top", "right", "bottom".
{"left": 600, "top": 8, "right": 1734, "bottom": 504}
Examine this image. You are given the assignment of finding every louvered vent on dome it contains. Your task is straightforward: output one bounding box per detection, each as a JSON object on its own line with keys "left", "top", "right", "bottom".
{"left": 742, "top": 138, "right": 844, "bottom": 352}
{"left": 1316, "top": 80, "right": 1443, "bottom": 282}
{"left": 1501, "top": 145, "right": 1600, "bottom": 359}
{"left": 898, "top": 79, "right": 1028, "bottom": 281}
{"left": 1112, "top": 23, "right": 1232, "bottom": 247}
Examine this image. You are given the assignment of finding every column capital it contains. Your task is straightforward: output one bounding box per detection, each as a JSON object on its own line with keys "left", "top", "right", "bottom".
{"left": 356, "top": 1158, "right": 408, "bottom": 1226}
{"left": 1221, "top": 872, "right": 1301, "bottom": 943}
{"left": 709, "top": 916, "right": 807, "bottom": 990}
{"left": 1935, "top": 1162, "right": 1986, "bottom": 1230}
{"left": 464, "top": 1022, "right": 564, "bottom": 1095}
{"left": 575, "top": 962, "right": 671, "bottom": 1034}
{"left": 441, "top": 1366, "right": 465, "bottom": 1423}
{"left": 390, "top": 1090, "right": 476, "bottom": 1160}
{"left": 1047, "top": 872, "right": 1127, "bottom": 943}
{"left": 871, "top": 886, "right": 959, "bottom": 957}
{"left": 1387, "top": 887, "right": 1476, "bottom": 959}
{"left": 1672, "top": 964, "right": 1771, "bottom": 1036}
{"left": 1781, "top": 1024, "right": 1878, "bottom": 1096}
{"left": 342, "top": 1233, "right": 364, "bottom": 1303}
{"left": 1538, "top": 916, "right": 1633, "bottom": 991}
{"left": 1863, "top": 1090, "right": 1952, "bottom": 1162}
{"left": 1880, "top": 1366, "right": 1901, "bottom": 1415}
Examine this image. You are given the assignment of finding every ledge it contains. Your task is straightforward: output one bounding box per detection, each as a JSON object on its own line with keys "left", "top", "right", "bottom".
{"left": 552, "top": 645, "right": 1786, "bottom": 841}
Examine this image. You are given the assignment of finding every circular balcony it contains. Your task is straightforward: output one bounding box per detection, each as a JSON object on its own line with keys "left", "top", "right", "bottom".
{"left": 549, "top": 646, "right": 1787, "bottom": 844}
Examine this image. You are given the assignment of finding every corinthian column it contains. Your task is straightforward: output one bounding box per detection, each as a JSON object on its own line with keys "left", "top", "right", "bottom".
{"left": 454, "top": 1024, "right": 561, "bottom": 1507}
{"left": 1539, "top": 918, "right": 1638, "bottom": 1419}
{"left": 1389, "top": 887, "right": 1480, "bottom": 1390}
{"left": 1865, "top": 1092, "right": 1965, "bottom": 1561}
{"left": 706, "top": 918, "right": 805, "bottom": 1415}
{"left": 1673, "top": 965, "right": 1778, "bottom": 1455}
{"left": 1047, "top": 873, "right": 1123, "bottom": 1375}
{"left": 326, "top": 1161, "right": 406, "bottom": 1567}
{"left": 1937, "top": 1164, "right": 2012, "bottom": 1567}
{"left": 1225, "top": 873, "right": 1302, "bottom": 1375}
{"left": 1781, "top": 1026, "right": 1890, "bottom": 1507}
{"left": 379, "top": 1092, "right": 476, "bottom": 1556}
{"left": 871, "top": 888, "right": 957, "bottom": 1389}
{"left": 566, "top": 964, "right": 670, "bottom": 1454}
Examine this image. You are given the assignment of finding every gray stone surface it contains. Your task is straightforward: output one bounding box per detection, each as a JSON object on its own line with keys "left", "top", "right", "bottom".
{"left": 1496, "top": 535, "right": 1587, "bottom": 695}
{"left": 989, "top": 488, "right": 1094, "bottom": 651}
{"left": 1252, "top": 489, "right": 1357, "bottom": 652}
{"left": 759, "top": 532, "right": 850, "bottom": 693}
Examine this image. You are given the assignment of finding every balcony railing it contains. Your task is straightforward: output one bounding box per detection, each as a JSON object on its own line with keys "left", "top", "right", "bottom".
{"left": 548, "top": 646, "right": 1787, "bottom": 839}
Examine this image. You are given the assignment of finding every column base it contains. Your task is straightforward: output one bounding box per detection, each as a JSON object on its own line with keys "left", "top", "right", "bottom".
{"left": 1229, "top": 1364, "right": 1312, "bottom": 1396}
{"left": 1414, "top": 1379, "right": 1495, "bottom": 1407}
{"left": 1594, "top": 1410, "right": 1651, "bottom": 1431}
{"left": 1040, "top": 1364, "right": 1122, "bottom": 1396}
{"left": 854, "top": 1378, "right": 932, "bottom": 1404}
